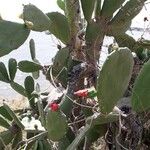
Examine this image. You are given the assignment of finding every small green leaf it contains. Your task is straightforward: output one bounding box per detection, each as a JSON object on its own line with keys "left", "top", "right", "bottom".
{"left": 18, "top": 60, "right": 43, "bottom": 72}
{"left": 131, "top": 59, "right": 150, "bottom": 112}
{"left": 0, "top": 62, "right": 10, "bottom": 83}
{"left": 8, "top": 58, "right": 17, "bottom": 81}
{"left": 10, "top": 82, "right": 27, "bottom": 97}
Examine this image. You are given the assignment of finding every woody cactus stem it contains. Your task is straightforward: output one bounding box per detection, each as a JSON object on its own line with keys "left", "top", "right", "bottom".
{"left": 65, "top": 0, "right": 80, "bottom": 47}
{"left": 68, "top": 62, "right": 87, "bottom": 94}
{"left": 60, "top": 62, "right": 88, "bottom": 116}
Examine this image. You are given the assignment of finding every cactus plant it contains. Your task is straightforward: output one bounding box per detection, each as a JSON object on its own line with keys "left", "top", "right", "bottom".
{"left": 3, "top": 103, "right": 24, "bottom": 130}
{"left": 131, "top": 59, "right": 150, "bottom": 112}
{"left": 0, "top": 62, "right": 10, "bottom": 83}
{"left": 29, "top": 39, "right": 36, "bottom": 60}
{"left": 0, "top": 20, "right": 30, "bottom": 57}
{"left": 0, "top": 106, "right": 12, "bottom": 121}
{"left": 47, "top": 12, "right": 71, "bottom": 44}
{"left": 80, "top": 0, "right": 96, "bottom": 22}
{"left": 8, "top": 58, "right": 17, "bottom": 81}
{"left": 22, "top": 4, "right": 51, "bottom": 31}
{"left": 57, "top": 0, "right": 65, "bottom": 12}
{"left": 29, "top": 39, "right": 40, "bottom": 79}
{"left": 0, "top": 115, "right": 10, "bottom": 129}
{"left": 10, "top": 81, "right": 27, "bottom": 97}
{"left": 97, "top": 48, "right": 134, "bottom": 114}
{"left": 100, "top": 0, "right": 125, "bottom": 19}
{"left": 46, "top": 105, "right": 68, "bottom": 141}
{"left": 0, "top": 0, "right": 149, "bottom": 149}
{"left": 0, "top": 130, "right": 14, "bottom": 148}
{"left": 51, "top": 47, "right": 69, "bottom": 87}
{"left": 18, "top": 60, "right": 43, "bottom": 72}
{"left": 24, "top": 76, "right": 35, "bottom": 109}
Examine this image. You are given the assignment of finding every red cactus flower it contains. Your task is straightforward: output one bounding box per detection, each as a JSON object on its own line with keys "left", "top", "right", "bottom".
{"left": 49, "top": 102, "right": 59, "bottom": 111}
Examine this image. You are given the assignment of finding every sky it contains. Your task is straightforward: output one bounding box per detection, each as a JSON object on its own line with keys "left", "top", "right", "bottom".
{"left": 0, "top": 0, "right": 60, "bottom": 22}
{"left": 0, "top": 0, "right": 150, "bottom": 27}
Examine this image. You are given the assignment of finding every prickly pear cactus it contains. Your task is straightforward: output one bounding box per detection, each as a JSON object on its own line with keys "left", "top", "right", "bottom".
{"left": 0, "top": 62, "right": 10, "bottom": 83}
{"left": 0, "top": 20, "right": 30, "bottom": 57}
{"left": 46, "top": 104, "right": 68, "bottom": 141}
{"left": 80, "top": 0, "right": 96, "bottom": 22}
{"left": 47, "top": 12, "right": 71, "bottom": 44}
{"left": 51, "top": 47, "right": 69, "bottom": 87}
{"left": 22, "top": 4, "right": 51, "bottom": 31}
{"left": 101, "top": 0, "right": 125, "bottom": 19}
{"left": 8, "top": 58, "right": 17, "bottom": 81}
{"left": 29, "top": 39, "right": 36, "bottom": 60}
{"left": 18, "top": 60, "right": 43, "bottom": 72}
{"left": 97, "top": 48, "right": 134, "bottom": 114}
{"left": 131, "top": 59, "right": 150, "bottom": 112}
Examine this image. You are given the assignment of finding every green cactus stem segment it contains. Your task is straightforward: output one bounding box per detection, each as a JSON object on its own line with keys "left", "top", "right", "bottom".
{"left": 46, "top": 109, "right": 68, "bottom": 141}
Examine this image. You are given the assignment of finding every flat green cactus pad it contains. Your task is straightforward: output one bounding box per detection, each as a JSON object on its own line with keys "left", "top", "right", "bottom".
{"left": 23, "top": 4, "right": 51, "bottom": 31}
{"left": 110, "top": 0, "right": 144, "bottom": 27}
{"left": 0, "top": 62, "right": 10, "bottom": 83}
{"left": 0, "top": 20, "right": 30, "bottom": 57}
{"left": 101, "top": 0, "right": 125, "bottom": 19}
{"left": 18, "top": 60, "right": 43, "bottom": 73}
{"left": 8, "top": 58, "right": 17, "bottom": 81}
{"left": 47, "top": 12, "right": 70, "bottom": 44}
{"left": 46, "top": 109, "right": 68, "bottom": 141}
{"left": 80, "top": 0, "right": 96, "bottom": 22}
{"left": 52, "top": 47, "right": 69, "bottom": 87}
{"left": 97, "top": 48, "right": 134, "bottom": 114}
{"left": 131, "top": 59, "right": 150, "bottom": 112}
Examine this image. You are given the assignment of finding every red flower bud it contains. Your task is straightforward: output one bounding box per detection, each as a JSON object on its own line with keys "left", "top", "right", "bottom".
{"left": 74, "top": 89, "right": 88, "bottom": 97}
{"left": 49, "top": 103, "right": 59, "bottom": 111}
